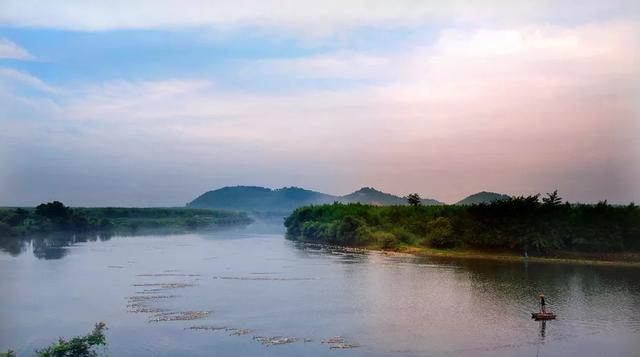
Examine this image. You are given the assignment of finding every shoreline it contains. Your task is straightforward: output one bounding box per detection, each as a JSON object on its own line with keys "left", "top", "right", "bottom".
{"left": 396, "top": 246, "right": 640, "bottom": 268}
{"left": 380, "top": 247, "right": 640, "bottom": 268}
{"left": 297, "top": 241, "right": 640, "bottom": 268}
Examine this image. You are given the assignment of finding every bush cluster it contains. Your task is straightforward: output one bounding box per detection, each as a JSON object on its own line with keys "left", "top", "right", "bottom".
{"left": 284, "top": 193, "right": 640, "bottom": 253}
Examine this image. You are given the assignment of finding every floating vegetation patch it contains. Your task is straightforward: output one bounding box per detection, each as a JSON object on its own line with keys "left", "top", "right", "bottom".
{"left": 321, "top": 336, "right": 360, "bottom": 349}
{"left": 229, "top": 328, "right": 254, "bottom": 336}
{"left": 149, "top": 310, "right": 210, "bottom": 322}
{"left": 186, "top": 325, "right": 229, "bottom": 331}
{"left": 137, "top": 273, "right": 201, "bottom": 277}
{"left": 127, "top": 302, "right": 167, "bottom": 314}
{"left": 132, "top": 282, "right": 195, "bottom": 289}
{"left": 126, "top": 277, "right": 202, "bottom": 320}
{"left": 329, "top": 342, "right": 360, "bottom": 349}
{"left": 212, "top": 276, "right": 316, "bottom": 281}
{"left": 135, "top": 288, "right": 165, "bottom": 294}
{"left": 253, "top": 336, "right": 298, "bottom": 346}
{"left": 186, "top": 325, "right": 254, "bottom": 336}
{"left": 127, "top": 295, "right": 177, "bottom": 301}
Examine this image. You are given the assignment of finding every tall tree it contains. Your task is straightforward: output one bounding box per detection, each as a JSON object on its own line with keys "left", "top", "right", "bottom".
{"left": 542, "top": 190, "right": 562, "bottom": 207}
{"left": 407, "top": 193, "right": 421, "bottom": 208}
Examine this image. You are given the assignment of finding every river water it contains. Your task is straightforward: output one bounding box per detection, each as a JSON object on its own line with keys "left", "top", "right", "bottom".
{"left": 1, "top": 221, "right": 639, "bottom": 356}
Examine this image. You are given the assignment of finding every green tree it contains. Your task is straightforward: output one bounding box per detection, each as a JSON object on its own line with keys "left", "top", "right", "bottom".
{"left": 407, "top": 193, "right": 421, "bottom": 208}
{"left": 35, "top": 322, "right": 107, "bottom": 357}
{"left": 426, "top": 217, "right": 456, "bottom": 248}
{"left": 542, "top": 190, "right": 562, "bottom": 207}
{"left": 35, "top": 201, "right": 73, "bottom": 220}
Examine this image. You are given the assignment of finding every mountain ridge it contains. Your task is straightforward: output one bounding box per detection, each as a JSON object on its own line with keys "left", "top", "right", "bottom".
{"left": 455, "top": 191, "right": 511, "bottom": 205}
{"left": 187, "top": 186, "right": 511, "bottom": 212}
{"left": 187, "top": 185, "right": 445, "bottom": 212}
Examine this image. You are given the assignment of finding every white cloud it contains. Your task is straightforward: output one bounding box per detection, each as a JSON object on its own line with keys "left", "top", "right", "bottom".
{"left": 0, "top": 37, "right": 32, "bottom": 59}
{"left": 0, "top": 67, "right": 60, "bottom": 93}
{"left": 1, "top": 22, "right": 639, "bottom": 204}
{"left": 0, "top": 0, "right": 638, "bottom": 34}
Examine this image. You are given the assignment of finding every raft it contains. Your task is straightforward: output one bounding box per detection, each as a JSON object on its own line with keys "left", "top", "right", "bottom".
{"left": 531, "top": 311, "right": 556, "bottom": 320}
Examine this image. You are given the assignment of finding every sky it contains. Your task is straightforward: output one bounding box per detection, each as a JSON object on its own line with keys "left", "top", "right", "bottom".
{"left": 0, "top": 1, "right": 639, "bottom": 206}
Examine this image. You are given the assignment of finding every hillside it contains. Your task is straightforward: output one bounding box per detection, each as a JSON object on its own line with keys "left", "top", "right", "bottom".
{"left": 187, "top": 186, "right": 443, "bottom": 212}
{"left": 339, "top": 187, "right": 406, "bottom": 205}
{"left": 456, "top": 191, "right": 511, "bottom": 205}
{"left": 339, "top": 187, "right": 443, "bottom": 206}
{"left": 187, "top": 186, "right": 336, "bottom": 212}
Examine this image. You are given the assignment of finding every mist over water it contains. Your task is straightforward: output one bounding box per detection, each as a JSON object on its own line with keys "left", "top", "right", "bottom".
{"left": 1, "top": 221, "right": 638, "bottom": 356}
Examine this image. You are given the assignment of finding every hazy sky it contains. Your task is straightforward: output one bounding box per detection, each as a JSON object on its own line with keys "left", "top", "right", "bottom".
{"left": 1, "top": 1, "right": 639, "bottom": 206}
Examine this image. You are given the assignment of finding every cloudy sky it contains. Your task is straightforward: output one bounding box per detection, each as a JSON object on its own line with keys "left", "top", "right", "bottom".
{"left": 1, "top": 1, "right": 639, "bottom": 206}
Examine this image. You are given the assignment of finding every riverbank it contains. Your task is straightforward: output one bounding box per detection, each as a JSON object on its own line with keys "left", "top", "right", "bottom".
{"left": 0, "top": 202, "right": 253, "bottom": 237}
{"left": 297, "top": 241, "right": 640, "bottom": 267}
{"left": 284, "top": 201, "right": 640, "bottom": 268}
{"left": 381, "top": 246, "right": 640, "bottom": 268}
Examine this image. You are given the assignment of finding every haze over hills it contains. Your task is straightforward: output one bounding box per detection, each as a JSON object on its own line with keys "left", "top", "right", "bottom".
{"left": 187, "top": 186, "right": 445, "bottom": 212}
{"left": 455, "top": 191, "right": 511, "bottom": 205}
{"left": 341, "top": 187, "right": 444, "bottom": 206}
{"left": 187, "top": 186, "right": 335, "bottom": 212}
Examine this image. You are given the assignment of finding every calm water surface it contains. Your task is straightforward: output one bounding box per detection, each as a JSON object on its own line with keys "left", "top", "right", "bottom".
{"left": 1, "top": 221, "right": 639, "bottom": 356}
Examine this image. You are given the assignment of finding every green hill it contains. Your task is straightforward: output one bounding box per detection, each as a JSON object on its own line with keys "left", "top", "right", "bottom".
{"left": 187, "top": 186, "right": 443, "bottom": 212}
{"left": 455, "top": 191, "right": 511, "bottom": 205}
{"left": 339, "top": 187, "right": 443, "bottom": 206}
{"left": 187, "top": 186, "right": 336, "bottom": 212}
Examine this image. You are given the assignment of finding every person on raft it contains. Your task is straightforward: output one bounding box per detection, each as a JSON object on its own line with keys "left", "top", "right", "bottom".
{"left": 539, "top": 293, "right": 546, "bottom": 313}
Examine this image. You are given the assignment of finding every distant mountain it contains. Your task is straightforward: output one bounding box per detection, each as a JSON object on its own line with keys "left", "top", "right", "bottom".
{"left": 455, "top": 191, "right": 511, "bottom": 205}
{"left": 339, "top": 187, "right": 406, "bottom": 205}
{"left": 187, "top": 186, "right": 336, "bottom": 212}
{"left": 340, "top": 187, "right": 443, "bottom": 206}
{"left": 187, "top": 186, "right": 443, "bottom": 212}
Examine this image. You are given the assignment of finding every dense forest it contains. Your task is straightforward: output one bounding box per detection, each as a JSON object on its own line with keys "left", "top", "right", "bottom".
{"left": 284, "top": 192, "right": 640, "bottom": 254}
{"left": 0, "top": 201, "right": 252, "bottom": 237}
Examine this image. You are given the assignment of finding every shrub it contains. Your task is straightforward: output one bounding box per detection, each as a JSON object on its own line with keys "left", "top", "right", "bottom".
{"left": 35, "top": 322, "right": 107, "bottom": 357}
{"left": 374, "top": 231, "right": 401, "bottom": 249}
{"left": 426, "top": 217, "right": 457, "bottom": 248}
{"left": 0, "top": 222, "right": 17, "bottom": 237}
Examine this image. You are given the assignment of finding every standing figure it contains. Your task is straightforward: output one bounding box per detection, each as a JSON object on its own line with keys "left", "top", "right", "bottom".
{"left": 539, "top": 293, "right": 546, "bottom": 313}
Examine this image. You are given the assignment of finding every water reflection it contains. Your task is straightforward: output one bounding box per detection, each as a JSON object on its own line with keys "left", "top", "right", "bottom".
{"left": 0, "top": 222, "right": 256, "bottom": 260}
{"left": 0, "top": 233, "right": 113, "bottom": 260}
{"left": 0, "top": 236, "right": 28, "bottom": 256}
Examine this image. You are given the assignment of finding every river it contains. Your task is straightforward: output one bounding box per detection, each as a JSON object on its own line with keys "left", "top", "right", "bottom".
{"left": 1, "top": 221, "right": 639, "bottom": 356}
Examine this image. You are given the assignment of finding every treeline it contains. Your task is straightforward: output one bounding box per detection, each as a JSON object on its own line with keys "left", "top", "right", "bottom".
{"left": 0, "top": 201, "right": 252, "bottom": 236}
{"left": 284, "top": 192, "right": 640, "bottom": 253}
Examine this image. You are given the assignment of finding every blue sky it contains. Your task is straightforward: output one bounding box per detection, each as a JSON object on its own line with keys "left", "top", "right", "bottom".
{"left": 0, "top": 1, "right": 639, "bottom": 206}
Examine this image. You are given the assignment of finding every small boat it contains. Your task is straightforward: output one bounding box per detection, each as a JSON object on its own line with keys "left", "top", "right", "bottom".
{"left": 531, "top": 311, "right": 556, "bottom": 320}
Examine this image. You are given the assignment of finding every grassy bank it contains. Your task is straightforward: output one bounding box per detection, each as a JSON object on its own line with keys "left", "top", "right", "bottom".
{"left": 0, "top": 201, "right": 252, "bottom": 237}
{"left": 284, "top": 194, "right": 640, "bottom": 266}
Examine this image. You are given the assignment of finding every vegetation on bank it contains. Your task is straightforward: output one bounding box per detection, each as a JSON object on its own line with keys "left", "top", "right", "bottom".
{"left": 0, "top": 201, "right": 252, "bottom": 237}
{"left": 1, "top": 322, "right": 106, "bottom": 357}
{"left": 284, "top": 192, "right": 640, "bottom": 255}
